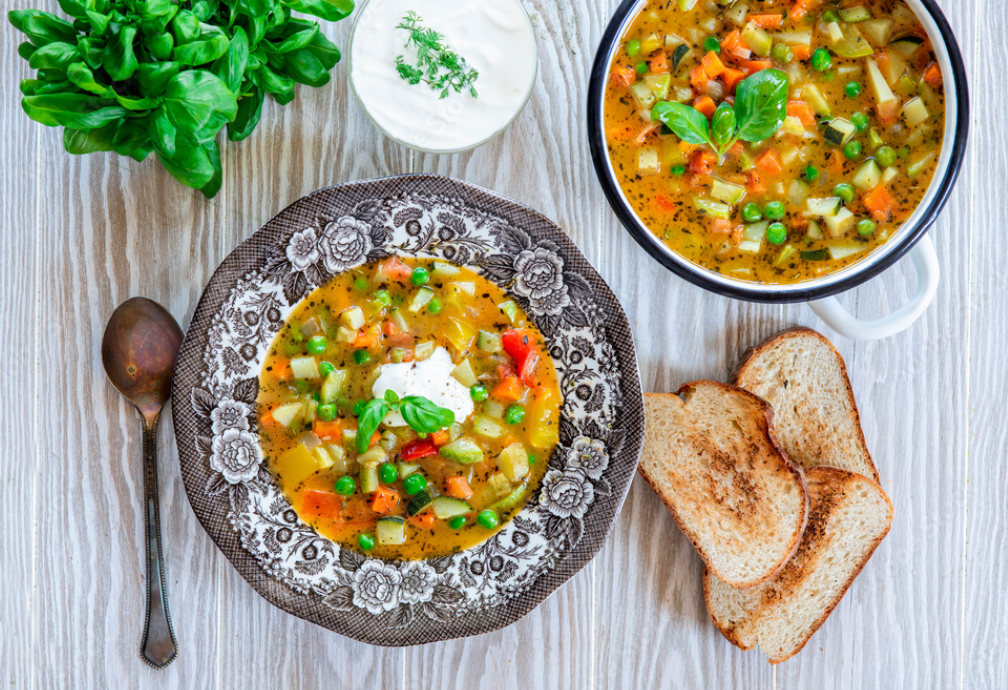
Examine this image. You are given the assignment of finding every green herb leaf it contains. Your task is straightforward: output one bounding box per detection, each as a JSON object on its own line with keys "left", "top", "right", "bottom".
{"left": 146, "top": 32, "right": 174, "bottom": 61}
{"left": 356, "top": 399, "right": 390, "bottom": 454}
{"left": 226, "top": 87, "right": 264, "bottom": 141}
{"left": 173, "top": 24, "right": 230, "bottom": 66}
{"left": 384, "top": 390, "right": 400, "bottom": 404}
{"left": 102, "top": 25, "right": 138, "bottom": 81}
{"left": 63, "top": 121, "right": 117, "bottom": 154}
{"left": 278, "top": 47, "right": 329, "bottom": 87}
{"left": 162, "top": 69, "right": 237, "bottom": 141}
{"left": 732, "top": 68, "right": 789, "bottom": 143}
{"left": 67, "top": 62, "right": 111, "bottom": 96}
{"left": 28, "top": 41, "right": 80, "bottom": 70}
{"left": 10, "top": 11, "right": 78, "bottom": 46}
{"left": 199, "top": 139, "right": 223, "bottom": 199}
{"left": 213, "top": 26, "right": 248, "bottom": 95}
{"left": 651, "top": 101, "right": 711, "bottom": 146}
{"left": 138, "top": 61, "right": 180, "bottom": 97}
{"left": 394, "top": 11, "right": 478, "bottom": 99}
{"left": 712, "top": 102, "right": 736, "bottom": 149}
{"left": 22, "top": 93, "right": 127, "bottom": 129}
{"left": 77, "top": 36, "right": 104, "bottom": 69}
{"left": 84, "top": 11, "right": 109, "bottom": 35}
{"left": 154, "top": 131, "right": 217, "bottom": 190}
{"left": 279, "top": 0, "right": 354, "bottom": 23}
{"left": 18, "top": 42, "right": 37, "bottom": 60}
{"left": 171, "top": 10, "right": 199, "bottom": 45}
{"left": 112, "top": 119, "right": 154, "bottom": 161}
{"left": 400, "top": 396, "right": 455, "bottom": 434}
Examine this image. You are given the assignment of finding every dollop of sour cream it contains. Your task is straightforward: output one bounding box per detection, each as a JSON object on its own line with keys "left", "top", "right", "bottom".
{"left": 371, "top": 347, "right": 474, "bottom": 427}
{"left": 349, "top": 0, "right": 538, "bottom": 152}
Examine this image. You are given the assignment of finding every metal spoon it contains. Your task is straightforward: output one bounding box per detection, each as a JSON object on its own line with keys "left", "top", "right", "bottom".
{"left": 101, "top": 297, "right": 182, "bottom": 669}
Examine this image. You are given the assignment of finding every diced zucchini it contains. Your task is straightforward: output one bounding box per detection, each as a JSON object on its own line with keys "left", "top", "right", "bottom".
{"left": 343, "top": 428, "right": 357, "bottom": 446}
{"left": 903, "top": 97, "right": 930, "bottom": 127}
{"left": 789, "top": 180, "right": 810, "bottom": 206}
{"left": 320, "top": 369, "right": 345, "bottom": 404}
{"left": 908, "top": 151, "right": 935, "bottom": 179}
{"left": 398, "top": 461, "right": 420, "bottom": 478}
{"left": 882, "top": 166, "right": 898, "bottom": 185}
{"left": 824, "top": 207, "right": 857, "bottom": 237}
{"left": 832, "top": 26, "right": 874, "bottom": 58}
{"left": 431, "top": 261, "right": 461, "bottom": 277}
{"left": 339, "top": 306, "right": 365, "bottom": 330}
{"left": 805, "top": 197, "right": 843, "bottom": 217}
{"left": 802, "top": 248, "right": 831, "bottom": 261}
{"left": 477, "top": 330, "right": 502, "bottom": 353}
{"left": 444, "top": 317, "right": 476, "bottom": 352}
{"left": 276, "top": 444, "right": 318, "bottom": 486}
{"left": 472, "top": 414, "right": 506, "bottom": 440}
{"left": 918, "top": 81, "right": 938, "bottom": 108}
{"left": 631, "top": 83, "right": 656, "bottom": 110}
{"left": 638, "top": 147, "right": 660, "bottom": 175}
{"left": 781, "top": 116, "right": 806, "bottom": 137}
{"left": 450, "top": 281, "right": 475, "bottom": 297}
{"left": 772, "top": 29, "right": 812, "bottom": 46}
{"left": 497, "top": 443, "right": 530, "bottom": 482}
{"left": 866, "top": 58, "right": 898, "bottom": 111}
{"left": 450, "top": 359, "right": 478, "bottom": 388}
{"left": 741, "top": 22, "right": 773, "bottom": 57}
{"left": 312, "top": 444, "right": 335, "bottom": 469}
{"left": 490, "top": 484, "right": 527, "bottom": 512}
{"left": 415, "top": 340, "right": 436, "bottom": 360}
{"left": 664, "top": 32, "right": 686, "bottom": 49}
{"left": 272, "top": 402, "right": 304, "bottom": 427}
{"left": 676, "top": 0, "right": 699, "bottom": 10}
{"left": 743, "top": 221, "right": 768, "bottom": 242}
{"left": 498, "top": 300, "right": 519, "bottom": 324}
{"left": 868, "top": 128, "right": 886, "bottom": 150}
{"left": 645, "top": 74, "right": 671, "bottom": 101}
{"left": 894, "top": 74, "right": 917, "bottom": 97}
{"left": 828, "top": 243, "right": 868, "bottom": 260}
{"left": 882, "top": 50, "right": 907, "bottom": 85}
{"left": 406, "top": 489, "right": 433, "bottom": 516}
{"left": 853, "top": 160, "right": 882, "bottom": 191}
{"left": 290, "top": 356, "right": 320, "bottom": 380}
{"left": 323, "top": 443, "right": 348, "bottom": 473}
{"left": 823, "top": 118, "right": 857, "bottom": 145}
{"left": 825, "top": 21, "right": 844, "bottom": 43}
{"left": 802, "top": 84, "right": 831, "bottom": 116}
{"left": 408, "top": 286, "right": 435, "bottom": 312}
{"left": 862, "top": 18, "right": 894, "bottom": 46}
{"left": 376, "top": 516, "right": 406, "bottom": 545}
{"left": 483, "top": 399, "right": 505, "bottom": 419}
{"left": 807, "top": 220, "right": 824, "bottom": 240}
{"left": 775, "top": 245, "right": 797, "bottom": 266}
{"left": 725, "top": 2, "right": 748, "bottom": 25}
{"left": 738, "top": 150, "right": 756, "bottom": 171}
{"left": 488, "top": 473, "right": 513, "bottom": 498}
{"left": 335, "top": 326, "right": 356, "bottom": 343}
{"left": 388, "top": 308, "right": 408, "bottom": 333}
{"left": 304, "top": 399, "right": 318, "bottom": 423}
{"left": 359, "top": 464, "right": 379, "bottom": 493}
{"left": 694, "top": 196, "right": 732, "bottom": 220}
{"left": 838, "top": 6, "right": 872, "bottom": 22}
{"left": 670, "top": 44, "right": 692, "bottom": 70}
{"left": 431, "top": 496, "right": 473, "bottom": 520}
{"left": 889, "top": 35, "right": 924, "bottom": 57}
{"left": 439, "top": 437, "right": 485, "bottom": 464}
{"left": 711, "top": 179, "right": 746, "bottom": 206}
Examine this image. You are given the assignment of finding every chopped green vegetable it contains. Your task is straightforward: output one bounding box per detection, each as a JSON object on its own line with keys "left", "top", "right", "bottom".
{"left": 477, "top": 510, "right": 499, "bottom": 529}
{"left": 402, "top": 473, "right": 427, "bottom": 496}
{"left": 334, "top": 476, "right": 356, "bottom": 496}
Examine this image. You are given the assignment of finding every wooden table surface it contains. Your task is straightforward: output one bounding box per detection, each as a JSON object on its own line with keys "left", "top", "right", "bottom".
{"left": 2, "top": 0, "right": 1005, "bottom": 688}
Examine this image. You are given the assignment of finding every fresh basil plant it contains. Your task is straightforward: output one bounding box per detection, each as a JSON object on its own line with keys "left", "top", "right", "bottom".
{"left": 9, "top": 0, "right": 354, "bottom": 198}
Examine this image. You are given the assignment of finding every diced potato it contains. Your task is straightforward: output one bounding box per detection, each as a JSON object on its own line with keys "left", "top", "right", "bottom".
{"left": 882, "top": 49, "right": 907, "bottom": 85}
{"left": 866, "top": 58, "right": 898, "bottom": 111}
{"left": 882, "top": 166, "right": 899, "bottom": 185}
{"left": 803, "top": 84, "right": 831, "bottom": 116}
{"left": 641, "top": 32, "right": 663, "bottom": 54}
{"left": 473, "top": 414, "right": 507, "bottom": 440}
{"left": 290, "top": 356, "right": 320, "bottom": 380}
{"left": 903, "top": 97, "right": 930, "bottom": 127}
{"left": 450, "top": 359, "right": 478, "bottom": 387}
{"left": 488, "top": 473, "right": 513, "bottom": 498}
{"left": 853, "top": 160, "right": 882, "bottom": 191}
{"left": 415, "top": 340, "right": 436, "bottom": 360}
{"left": 738, "top": 240, "right": 762, "bottom": 253}
{"left": 772, "top": 29, "right": 812, "bottom": 46}
{"left": 711, "top": 179, "right": 746, "bottom": 205}
{"left": 825, "top": 208, "right": 857, "bottom": 237}
{"left": 828, "top": 243, "right": 868, "bottom": 260}
{"left": 450, "top": 281, "right": 475, "bottom": 296}
{"left": 725, "top": 2, "right": 748, "bottom": 25}
{"left": 497, "top": 443, "right": 530, "bottom": 482}
{"left": 339, "top": 306, "right": 364, "bottom": 330}
{"left": 741, "top": 22, "right": 772, "bottom": 57}
{"left": 335, "top": 326, "right": 356, "bottom": 343}
{"left": 431, "top": 261, "right": 461, "bottom": 277}
{"left": 861, "top": 18, "right": 894, "bottom": 46}
{"left": 271, "top": 402, "right": 304, "bottom": 428}
{"left": 825, "top": 21, "right": 844, "bottom": 43}
{"left": 638, "top": 147, "right": 660, "bottom": 175}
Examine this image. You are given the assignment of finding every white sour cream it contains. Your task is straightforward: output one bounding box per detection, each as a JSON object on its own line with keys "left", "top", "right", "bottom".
{"left": 349, "top": 0, "right": 538, "bottom": 152}
{"left": 371, "top": 347, "right": 474, "bottom": 427}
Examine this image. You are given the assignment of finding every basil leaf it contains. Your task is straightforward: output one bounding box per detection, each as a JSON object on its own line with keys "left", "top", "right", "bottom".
{"left": 266, "top": 22, "right": 318, "bottom": 54}
{"left": 102, "top": 25, "right": 138, "bottom": 81}
{"left": 237, "top": 0, "right": 274, "bottom": 18}
{"left": 77, "top": 37, "right": 104, "bottom": 69}
{"left": 56, "top": 0, "right": 89, "bottom": 20}
{"left": 199, "top": 139, "right": 223, "bottom": 199}
{"left": 305, "top": 31, "right": 340, "bottom": 70}
{"left": 651, "top": 101, "right": 711, "bottom": 146}
{"left": 141, "top": 0, "right": 174, "bottom": 19}
{"left": 63, "top": 122, "right": 117, "bottom": 154}
{"left": 146, "top": 32, "right": 173, "bottom": 60}
{"left": 247, "top": 15, "right": 267, "bottom": 45}
{"left": 138, "top": 61, "right": 179, "bottom": 97}
{"left": 22, "top": 94, "right": 127, "bottom": 130}
{"left": 173, "top": 23, "right": 230, "bottom": 66}
{"left": 212, "top": 26, "right": 248, "bottom": 94}
{"left": 227, "top": 87, "right": 263, "bottom": 141}
{"left": 67, "top": 62, "right": 111, "bottom": 96}
{"left": 250, "top": 64, "right": 294, "bottom": 103}
{"left": 711, "top": 102, "right": 736, "bottom": 149}
{"left": 112, "top": 90, "right": 162, "bottom": 111}
{"left": 733, "top": 68, "right": 789, "bottom": 144}
{"left": 149, "top": 106, "right": 176, "bottom": 157}
{"left": 172, "top": 10, "right": 199, "bottom": 44}
{"left": 155, "top": 133, "right": 217, "bottom": 191}
{"left": 28, "top": 41, "right": 80, "bottom": 70}
{"left": 278, "top": 47, "right": 329, "bottom": 87}
{"left": 400, "top": 396, "right": 455, "bottom": 434}
{"left": 162, "top": 70, "right": 237, "bottom": 141}
{"left": 356, "top": 399, "right": 390, "bottom": 454}
{"left": 10, "top": 11, "right": 78, "bottom": 46}
{"left": 191, "top": 1, "right": 213, "bottom": 22}
{"left": 279, "top": 0, "right": 353, "bottom": 23}
{"left": 384, "top": 389, "right": 400, "bottom": 404}
{"left": 112, "top": 119, "right": 154, "bottom": 161}
{"left": 18, "top": 42, "right": 37, "bottom": 60}
{"left": 85, "top": 10, "right": 109, "bottom": 35}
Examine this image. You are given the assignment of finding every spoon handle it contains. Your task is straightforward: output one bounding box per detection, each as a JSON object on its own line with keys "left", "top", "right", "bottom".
{"left": 140, "top": 413, "right": 178, "bottom": 669}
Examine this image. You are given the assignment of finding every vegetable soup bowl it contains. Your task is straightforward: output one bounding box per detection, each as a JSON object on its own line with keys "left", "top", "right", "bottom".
{"left": 171, "top": 175, "right": 644, "bottom": 645}
{"left": 588, "top": 0, "right": 969, "bottom": 340}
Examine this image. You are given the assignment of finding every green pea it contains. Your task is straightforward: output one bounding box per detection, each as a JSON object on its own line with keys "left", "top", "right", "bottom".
{"left": 505, "top": 405, "right": 526, "bottom": 425}
{"left": 528, "top": 454, "right": 536, "bottom": 465}
{"left": 823, "top": 70, "right": 836, "bottom": 82}
{"left": 477, "top": 510, "right": 499, "bottom": 529}
{"left": 767, "top": 223, "right": 787, "bottom": 245}
{"left": 822, "top": 9, "right": 841, "bottom": 23}
{"left": 671, "top": 164, "right": 686, "bottom": 176}
{"left": 845, "top": 81, "right": 863, "bottom": 98}
{"left": 626, "top": 38, "right": 641, "bottom": 57}
{"left": 319, "top": 361, "right": 335, "bottom": 377}
{"left": 402, "top": 473, "right": 427, "bottom": 496}
{"left": 898, "top": 146, "right": 910, "bottom": 159}
{"left": 857, "top": 219, "right": 877, "bottom": 236}
{"left": 635, "top": 61, "right": 648, "bottom": 74}
{"left": 742, "top": 203, "right": 763, "bottom": 223}
{"left": 379, "top": 463, "right": 398, "bottom": 484}
{"left": 843, "top": 141, "right": 862, "bottom": 160}
{"left": 852, "top": 112, "right": 870, "bottom": 132}
{"left": 334, "top": 476, "right": 356, "bottom": 496}
{"left": 428, "top": 297, "right": 443, "bottom": 314}
{"left": 373, "top": 290, "right": 392, "bottom": 308}
{"left": 358, "top": 533, "right": 375, "bottom": 551}
{"left": 876, "top": 146, "right": 897, "bottom": 167}
{"left": 703, "top": 36, "right": 721, "bottom": 54}
{"left": 353, "top": 349, "right": 371, "bottom": 365}
{"left": 448, "top": 516, "right": 467, "bottom": 530}
{"left": 812, "top": 48, "right": 832, "bottom": 72}
{"left": 764, "top": 201, "right": 786, "bottom": 221}
{"left": 306, "top": 335, "right": 327, "bottom": 354}
{"left": 833, "top": 183, "right": 855, "bottom": 203}
{"left": 411, "top": 266, "right": 430, "bottom": 286}
{"left": 317, "top": 404, "right": 337, "bottom": 422}
{"left": 353, "top": 277, "right": 368, "bottom": 291}
{"left": 470, "top": 384, "right": 488, "bottom": 402}
{"left": 805, "top": 165, "right": 819, "bottom": 182}
{"left": 771, "top": 43, "right": 793, "bottom": 63}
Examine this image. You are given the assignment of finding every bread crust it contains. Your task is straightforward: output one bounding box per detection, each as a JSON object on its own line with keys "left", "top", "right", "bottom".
{"left": 639, "top": 385, "right": 810, "bottom": 589}
{"left": 731, "top": 327, "right": 879, "bottom": 484}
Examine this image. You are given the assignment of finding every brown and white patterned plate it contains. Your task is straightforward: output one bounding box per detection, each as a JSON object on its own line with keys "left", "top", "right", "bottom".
{"left": 171, "top": 175, "right": 644, "bottom": 645}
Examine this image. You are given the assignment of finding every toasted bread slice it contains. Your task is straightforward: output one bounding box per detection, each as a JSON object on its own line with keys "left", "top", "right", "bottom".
{"left": 704, "top": 467, "right": 893, "bottom": 663}
{"left": 640, "top": 383, "right": 809, "bottom": 588}
{"left": 733, "top": 327, "right": 879, "bottom": 483}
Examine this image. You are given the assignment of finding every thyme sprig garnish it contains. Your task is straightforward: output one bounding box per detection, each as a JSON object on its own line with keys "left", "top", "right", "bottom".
{"left": 394, "top": 11, "right": 479, "bottom": 100}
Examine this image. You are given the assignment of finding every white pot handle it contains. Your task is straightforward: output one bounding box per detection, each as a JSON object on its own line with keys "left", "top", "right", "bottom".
{"left": 807, "top": 235, "right": 940, "bottom": 341}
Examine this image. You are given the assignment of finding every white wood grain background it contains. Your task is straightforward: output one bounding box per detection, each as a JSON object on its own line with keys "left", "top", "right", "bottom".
{"left": 1, "top": 0, "right": 1005, "bottom": 688}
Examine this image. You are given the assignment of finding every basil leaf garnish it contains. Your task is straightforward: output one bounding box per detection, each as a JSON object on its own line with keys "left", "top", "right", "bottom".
{"left": 651, "top": 101, "right": 711, "bottom": 146}
{"left": 356, "top": 399, "right": 390, "bottom": 454}
{"left": 732, "top": 68, "right": 789, "bottom": 143}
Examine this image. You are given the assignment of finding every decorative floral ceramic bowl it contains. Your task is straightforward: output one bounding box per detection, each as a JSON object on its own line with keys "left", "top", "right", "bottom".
{"left": 171, "top": 175, "right": 644, "bottom": 645}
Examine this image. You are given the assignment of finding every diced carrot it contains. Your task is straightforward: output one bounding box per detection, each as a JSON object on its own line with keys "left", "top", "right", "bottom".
{"left": 353, "top": 325, "right": 381, "bottom": 349}
{"left": 269, "top": 359, "right": 292, "bottom": 382}
{"left": 727, "top": 142, "right": 744, "bottom": 158}
{"left": 370, "top": 431, "right": 381, "bottom": 448}
{"left": 828, "top": 150, "right": 846, "bottom": 174}
{"left": 791, "top": 0, "right": 822, "bottom": 21}
{"left": 876, "top": 99, "right": 900, "bottom": 125}
{"left": 787, "top": 101, "right": 817, "bottom": 127}
{"left": 610, "top": 64, "right": 636, "bottom": 87}
{"left": 863, "top": 184, "right": 896, "bottom": 222}
{"left": 711, "top": 218, "right": 732, "bottom": 235}
{"left": 382, "top": 320, "right": 398, "bottom": 336}
{"left": 720, "top": 31, "right": 752, "bottom": 61}
{"left": 656, "top": 194, "right": 677, "bottom": 213}
{"left": 741, "top": 59, "right": 773, "bottom": 75}
{"left": 746, "top": 170, "right": 765, "bottom": 194}
{"left": 649, "top": 51, "right": 670, "bottom": 74}
{"left": 634, "top": 122, "right": 660, "bottom": 144}
{"left": 689, "top": 150, "right": 717, "bottom": 176}
{"left": 370, "top": 486, "right": 400, "bottom": 515}
{"left": 313, "top": 420, "right": 342, "bottom": 440}
{"left": 792, "top": 45, "right": 812, "bottom": 61}
{"left": 301, "top": 490, "right": 342, "bottom": 520}
{"left": 607, "top": 123, "right": 637, "bottom": 142}
{"left": 690, "top": 65, "right": 709, "bottom": 91}
{"left": 411, "top": 512, "right": 436, "bottom": 528}
{"left": 748, "top": 13, "right": 784, "bottom": 29}
{"left": 721, "top": 68, "right": 746, "bottom": 92}
{"left": 259, "top": 410, "right": 277, "bottom": 428}
{"left": 701, "top": 51, "right": 727, "bottom": 79}
{"left": 693, "top": 95, "right": 717, "bottom": 119}
{"left": 756, "top": 149, "right": 784, "bottom": 176}
{"left": 430, "top": 429, "right": 450, "bottom": 447}
{"left": 445, "top": 475, "right": 474, "bottom": 500}
{"left": 923, "top": 63, "right": 942, "bottom": 88}
{"left": 380, "top": 256, "right": 413, "bottom": 282}
{"left": 875, "top": 52, "right": 891, "bottom": 77}
{"left": 493, "top": 375, "right": 523, "bottom": 402}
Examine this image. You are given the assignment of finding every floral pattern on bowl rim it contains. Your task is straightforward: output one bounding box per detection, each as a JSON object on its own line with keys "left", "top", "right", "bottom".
{"left": 171, "top": 175, "right": 644, "bottom": 645}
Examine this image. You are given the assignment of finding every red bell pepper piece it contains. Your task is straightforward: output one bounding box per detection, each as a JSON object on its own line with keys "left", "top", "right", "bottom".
{"left": 501, "top": 329, "right": 539, "bottom": 387}
{"left": 400, "top": 438, "right": 437, "bottom": 462}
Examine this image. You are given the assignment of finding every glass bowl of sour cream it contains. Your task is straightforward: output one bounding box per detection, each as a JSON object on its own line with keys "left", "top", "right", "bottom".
{"left": 348, "top": 0, "right": 539, "bottom": 154}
